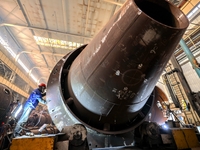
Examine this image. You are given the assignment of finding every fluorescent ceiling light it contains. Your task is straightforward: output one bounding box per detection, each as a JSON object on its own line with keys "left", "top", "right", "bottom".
{"left": 0, "top": 36, "right": 16, "bottom": 57}
{"left": 0, "top": 35, "right": 38, "bottom": 83}
{"left": 18, "top": 60, "right": 38, "bottom": 83}
{"left": 17, "top": 59, "right": 29, "bottom": 73}
{"left": 30, "top": 73, "right": 38, "bottom": 83}
{"left": 187, "top": 2, "right": 200, "bottom": 19}
{"left": 34, "top": 36, "right": 83, "bottom": 49}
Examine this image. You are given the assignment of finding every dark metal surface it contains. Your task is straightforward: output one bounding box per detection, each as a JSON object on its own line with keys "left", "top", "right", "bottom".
{"left": 149, "top": 86, "right": 168, "bottom": 125}
{"left": 46, "top": 0, "right": 189, "bottom": 139}
{"left": 46, "top": 45, "right": 86, "bottom": 131}
{"left": 26, "top": 126, "right": 59, "bottom": 135}
{"left": 27, "top": 110, "right": 52, "bottom": 127}
{"left": 134, "top": 121, "right": 162, "bottom": 148}
{"left": 0, "top": 83, "right": 13, "bottom": 124}
{"left": 162, "top": 73, "right": 181, "bottom": 108}
{"left": 58, "top": 124, "right": 88, "bottom": 150}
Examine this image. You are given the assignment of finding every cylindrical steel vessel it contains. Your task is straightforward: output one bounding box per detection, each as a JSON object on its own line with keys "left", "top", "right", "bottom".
{"left": 47, "top": 0, "right": 188, "bottom": 135}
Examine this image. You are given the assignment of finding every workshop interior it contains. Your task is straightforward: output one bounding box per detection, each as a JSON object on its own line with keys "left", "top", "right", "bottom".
{"left": 1, "top": 0, "right": 200, "bottom": 149}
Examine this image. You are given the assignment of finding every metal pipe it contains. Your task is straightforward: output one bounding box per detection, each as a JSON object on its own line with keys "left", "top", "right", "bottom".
{"left": 47, "top": 0, "right": 189, "bottom": 135}
{"left": 29, "top": 67, "right": 50, "bottom": 75}
{"left": 179, "top": 39, "right": 200, "bottom": 77}
{"left": 0, "top": 23, "right": 92, "bottom": 40}
{"left": 15, "top": 51, "right": 64, "bottom": 62}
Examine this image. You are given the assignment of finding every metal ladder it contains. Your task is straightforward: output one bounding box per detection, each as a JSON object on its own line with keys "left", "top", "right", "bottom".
{"left": 164, "top": 63, "right": 196, "bottom": 124}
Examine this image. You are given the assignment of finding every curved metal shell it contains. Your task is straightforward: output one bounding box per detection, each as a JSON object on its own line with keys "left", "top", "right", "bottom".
{"left": 47, "top": 0, "right": 188, "bottom": 134}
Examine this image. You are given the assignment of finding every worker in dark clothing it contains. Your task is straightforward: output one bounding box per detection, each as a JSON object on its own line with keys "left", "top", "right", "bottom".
{"left": 14, "top": 83, "right": 47, "bottom": 137}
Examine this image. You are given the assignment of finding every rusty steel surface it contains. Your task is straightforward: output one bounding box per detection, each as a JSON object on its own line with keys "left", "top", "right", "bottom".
{"left": 148, "top": 86, "right": 168, "bottom": 125}
{"left": 46, "top": 0, "right": 189, "bottom": 136}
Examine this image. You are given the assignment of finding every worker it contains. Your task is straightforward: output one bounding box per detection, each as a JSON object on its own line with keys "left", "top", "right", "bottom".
{"left": 14, "top": 83, "right": 47, "bottom": 137}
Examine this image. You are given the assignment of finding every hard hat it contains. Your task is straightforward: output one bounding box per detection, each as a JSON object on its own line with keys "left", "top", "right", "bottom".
{"left": 38, "top": 83, "right": 46, "bottom": 88}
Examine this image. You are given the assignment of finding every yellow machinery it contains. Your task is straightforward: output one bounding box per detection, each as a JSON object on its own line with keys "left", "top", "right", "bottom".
{"left": 171, "top": 128, "right": 200, "bottom": 149}
{"left": 10, "top": 135, "right": 56, "bottom": 150}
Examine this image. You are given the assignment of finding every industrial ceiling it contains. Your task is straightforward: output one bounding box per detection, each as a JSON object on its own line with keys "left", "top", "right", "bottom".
{"left": 0, "top": 0, "right": 199, "bottom": 85}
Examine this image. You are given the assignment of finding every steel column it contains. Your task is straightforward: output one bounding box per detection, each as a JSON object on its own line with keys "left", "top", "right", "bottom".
{"left": 179, "top": 39, "right": 200, "bottom": 77}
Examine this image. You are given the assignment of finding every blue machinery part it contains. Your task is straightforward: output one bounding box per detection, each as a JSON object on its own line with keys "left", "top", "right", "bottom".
{"left": 179, "top": 39, "right": 200, "bottom": 78}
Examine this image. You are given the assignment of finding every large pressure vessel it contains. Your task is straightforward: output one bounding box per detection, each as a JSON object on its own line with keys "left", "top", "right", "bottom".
{"left": 46, "top": 0, "right": 189, "bottom": 135}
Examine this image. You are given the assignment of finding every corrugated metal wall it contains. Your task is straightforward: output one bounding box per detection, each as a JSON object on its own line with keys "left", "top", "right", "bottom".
{"left": 182, "top": 62, "right": 200, "bottom": 92}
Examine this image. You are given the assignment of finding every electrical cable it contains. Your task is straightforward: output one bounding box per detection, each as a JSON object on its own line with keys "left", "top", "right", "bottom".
{"left": 34, "top": 110, "right": 44, "bottom": 127}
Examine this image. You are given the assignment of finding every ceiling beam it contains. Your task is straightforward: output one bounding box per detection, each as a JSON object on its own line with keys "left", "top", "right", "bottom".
{"left": 29, "top": 66, "right": 51, "bottom": 76}
{"left": 15, "top": 50, "right": 64, "bottom": 62}
{"left": 0, "top": 23, "right": 92, "bottom": 40}
{"left": 102, "top": 0, "right": 123, "bottom": 6}
{"left": 84, "top": 0, "right": 91, "bottom": 36}
{"left": 17, "top": 0, "right": 51, "bottom": 72}
{"left": 61, "top": 0, "right": 68, "bottom": 32}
